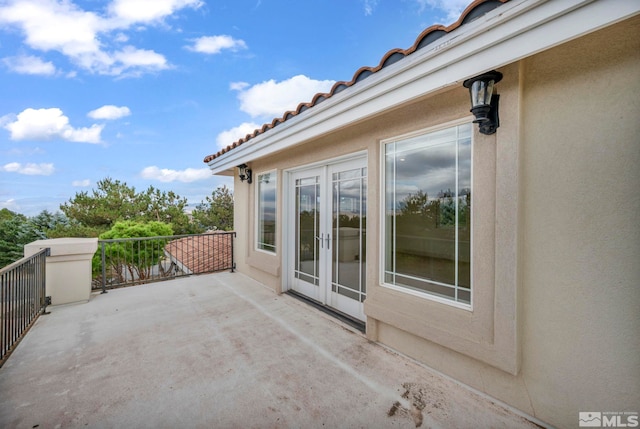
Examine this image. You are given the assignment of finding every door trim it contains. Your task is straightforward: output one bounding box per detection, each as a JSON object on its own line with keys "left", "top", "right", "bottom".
{"left": 283, "top": 150, "right": 367, "bottom": 175}
{"left": 282, "top": 151, "right": 367, "bottom": 319}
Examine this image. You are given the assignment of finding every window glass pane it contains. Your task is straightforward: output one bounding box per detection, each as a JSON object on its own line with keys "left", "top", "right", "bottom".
{"left": 458, "top": 136, "right": 472, "bottom": 289}
{"left": 297, "top": 177, "right": 318, "bottom": 186}
{"left": 384, "top": 145, "right": 396, "bottom": 281}
{"left": 384, "top": 124, "right": 472, "bottom": 304}
{"left": 257, "top": 172, "right": 277, "bottom": 252}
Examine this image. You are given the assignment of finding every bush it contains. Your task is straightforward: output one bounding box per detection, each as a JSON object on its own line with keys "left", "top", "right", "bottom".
{"left": 95, "top": 221, "right": 174, "bottom": 286}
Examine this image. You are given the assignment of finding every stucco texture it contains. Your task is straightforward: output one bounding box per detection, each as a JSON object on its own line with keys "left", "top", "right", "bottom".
{"left": 519, "top": 14, "right": 640, "bottom": 426}
{"left": 229, "top": 14, "right": 640, "bottom": 429}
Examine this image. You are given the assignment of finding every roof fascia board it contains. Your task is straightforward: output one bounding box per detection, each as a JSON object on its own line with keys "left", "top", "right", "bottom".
{"left": 208, "top": 0, "right": 640, "bottom": 174}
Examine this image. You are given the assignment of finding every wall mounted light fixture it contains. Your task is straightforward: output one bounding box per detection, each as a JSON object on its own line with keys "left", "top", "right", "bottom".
{"left": 463, "top": 70, "right": 503, "bottom": 135}
{"left": 237, "top": 164, "right": 252, "bottom": 184}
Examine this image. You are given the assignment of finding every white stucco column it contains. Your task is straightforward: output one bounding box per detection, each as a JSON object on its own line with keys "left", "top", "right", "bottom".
{"left": 24, "top": 238, "right": 98, "bottom": 306}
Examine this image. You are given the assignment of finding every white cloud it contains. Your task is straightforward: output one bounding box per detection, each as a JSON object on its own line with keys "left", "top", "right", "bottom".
{"left": 0, "top": 1, "right": 102, "bottom": 56}
{"left": 229, "top": 81, "right": 249, "bottom": 91}
{"left": 1, "top": 162, "right": 55, "bottom": 176}
{"left": 416, "top": 0, "right": 469, "bottom": 23}
{"left": 234, "top": 75, "right": 336, "bottom": 118}
{"left": 113, "top": 46, "right": 168, "bottom": 70}
{"left": 6, "top": 147, "right": 46, "bottom": 156}
{"left": 88, "top": 105, "right": 131, "bottom": 120}
{"left": 0, "top": 198, "right": 19, "bottom": 211}
{"left": 140, "top": 166, "right": 212, "bottom": 183}
{"left": 2, "top": 55, "right": 56, "bottom": 75}
{"left": 114, "top": 33, "right": 129, "bottom": 43}
{"left": 216, "top": 122, "right": 261, "bottom": 150}
{"left": 109, "top": 0, "right": 203, "bottom": 24}
{"left": 363, "top": 0, "right": 379, "bottom": 16}
{"left": 3, "top": 108, "right": 103, "bottom": 144}
{"left": 186, "top": 35, "right": 247, "bottom": 54}
{"left": 0, "top": 0, "right": 199, "bottom": 77}
{"left": 72, "top": 179, "right": 91, "bottom": 187}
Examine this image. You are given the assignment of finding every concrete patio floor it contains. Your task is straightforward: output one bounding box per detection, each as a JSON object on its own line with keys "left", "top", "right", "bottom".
{"left": 0, "top": 272, "right": 542, "bottom": 429}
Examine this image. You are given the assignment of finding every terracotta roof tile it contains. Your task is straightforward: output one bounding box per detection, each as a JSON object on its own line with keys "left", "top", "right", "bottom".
{"left": 203, "top": 0, "right": 508, "bottom": 164}
{"left": 164, "top": 233, "right": 233, "bottom": 274}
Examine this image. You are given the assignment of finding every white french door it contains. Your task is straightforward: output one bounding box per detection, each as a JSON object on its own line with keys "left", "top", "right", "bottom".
{"left": 287, "top": 156, "right": 367, "bottom": 321}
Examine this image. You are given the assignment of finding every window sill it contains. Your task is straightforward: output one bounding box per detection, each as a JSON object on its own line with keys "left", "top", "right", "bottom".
{"left": 380, "top": 282, "right": 473, "bottom": 311}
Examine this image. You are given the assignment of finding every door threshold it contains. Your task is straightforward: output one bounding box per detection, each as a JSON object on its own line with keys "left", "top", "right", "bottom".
{"left": 285, "top": 290, "right": 365, "bottom": 333}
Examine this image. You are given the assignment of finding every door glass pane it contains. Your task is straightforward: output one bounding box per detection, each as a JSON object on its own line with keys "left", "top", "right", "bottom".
{"left": 295, "top": 177, "right": 320, "bottom": 285}
{"left": 332, "top": 167, "right": 366, "bottom": 302}
{"left": 361, "top": 167, "right": 367, "bottom": 301}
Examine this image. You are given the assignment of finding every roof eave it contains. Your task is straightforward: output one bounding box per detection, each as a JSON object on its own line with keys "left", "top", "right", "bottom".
{"left": 206, "top": 0, "right": 640, "bottom": 175}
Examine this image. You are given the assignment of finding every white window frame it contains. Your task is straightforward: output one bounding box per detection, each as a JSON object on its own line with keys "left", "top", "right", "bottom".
{"left": 255, "top": 169, "right": 277, "bottom": 254}
{"left": 380, "top": 118, "right": 473, "bottom": 311}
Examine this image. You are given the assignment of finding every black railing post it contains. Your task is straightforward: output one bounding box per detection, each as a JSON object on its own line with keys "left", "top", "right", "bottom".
{"left": 43, "top": 248, "right": 50, "bottom": 314}
{"left": 101, "top": 241, "right": 108, "bottom": 294}
{"left": 231, "top": 232, "right": 236, "bottom": 272}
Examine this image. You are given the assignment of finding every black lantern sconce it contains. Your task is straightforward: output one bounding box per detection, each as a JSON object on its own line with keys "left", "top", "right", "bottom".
{"left": 463, "top": 70, "right": 503, "bottom": 135}
{"left": 237, "top": 164, "right": 252, "bottom": 184}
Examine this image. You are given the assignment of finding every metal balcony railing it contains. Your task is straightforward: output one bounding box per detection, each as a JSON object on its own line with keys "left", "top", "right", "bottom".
{"left": 1, "top": 248, "right": 50, "bottom": 366}
{"left": 94, "top": 232, "right": 235, "bottom": 292}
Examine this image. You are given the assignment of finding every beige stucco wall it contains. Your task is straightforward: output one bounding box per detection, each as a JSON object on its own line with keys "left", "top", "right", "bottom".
{"left": 230, "top": 15, "right": 640, "bottom": 428}
{"left": 24, "top": 238, "right": 98, "bottom": 305}
{"left": 519, "top": 15, "right": 640, "bottom": 426}
{"left": 373, "top": 16, "right": 640, "bottom": 428}
{"left": 235, "top": 84, "right": 474, "bottom": 288}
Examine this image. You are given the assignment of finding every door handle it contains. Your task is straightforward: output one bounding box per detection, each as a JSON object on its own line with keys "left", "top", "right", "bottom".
{"left": 325, "top": 234, "right": 331, "bottom": 249}
{"left": 316, "top": 233, "right": 324, "bottom": 248}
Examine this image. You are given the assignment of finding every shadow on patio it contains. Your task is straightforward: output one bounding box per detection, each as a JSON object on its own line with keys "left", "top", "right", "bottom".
{"left": 0, "top": 272, "right": 539, "bottom": 428}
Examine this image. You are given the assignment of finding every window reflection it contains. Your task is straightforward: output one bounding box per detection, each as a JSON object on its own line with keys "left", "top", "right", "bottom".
{"left": 295, "top": 177, "right": 320, "bottom": 285}
{"left": 332, "top": 167, "right": 367, "bottom": 303}
{"left": 384, "top": 124, "right": 472, "bottom": 304}
{"left": 258, "top": 172, "right": 277, "bottom": 253}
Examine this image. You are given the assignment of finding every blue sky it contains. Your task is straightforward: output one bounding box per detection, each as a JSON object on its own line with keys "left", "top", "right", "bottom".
{"left": 0, "top": 0, "right": 469, "bottom": 216}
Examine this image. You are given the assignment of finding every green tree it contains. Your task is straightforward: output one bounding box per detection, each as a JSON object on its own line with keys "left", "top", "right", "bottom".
{"left": 437, "top": 189, "right": 456, "bottom": 227}
{"left": 399, "top": 190, "right": 429, "bottom": 216}
{"left": 29, "top": 210, "right": 66, "bottom": 232}
{"left": 60, "top": 178, "right": 195, "bottom": 235}
{"left": 191, "top": 185, "right": 234, "bottom": 231}
{"left": 60, "top": 178, "right": 143, "bottom": 232}
{"left": 0, "top": 208, "right": 16, "bottom": 222}
{"left": 98, "top": 221, "right": 174, "bottom": 285}
{"left": 27, "top": 208, "right": 99, "bottom": 240}
{"left": 139, "top": 186, "right": 196, "bottom": 235}
{"left": 47, "top": 220, "right": 105, "bottom": 239}
{"left": 0, "top": 209, "right": 43, "bottom": 267}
